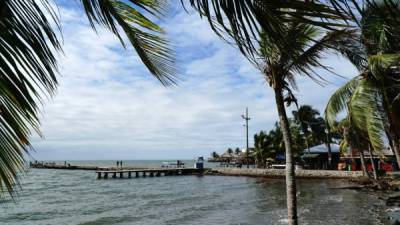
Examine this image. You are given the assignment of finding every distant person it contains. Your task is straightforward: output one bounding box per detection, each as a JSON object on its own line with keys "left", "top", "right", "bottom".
{"left": 117, "top": 161, "right": 119, "bottom": 167}
{"left": 120, "top": 161, "right": 123, "bottom": 168}
{"left": 64, "top": 161, "right": 67, "bottom": 166}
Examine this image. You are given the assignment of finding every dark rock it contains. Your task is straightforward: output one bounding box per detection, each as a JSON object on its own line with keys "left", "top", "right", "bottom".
{"left": 387, "top": 194, "right": 400, "bottom": 206}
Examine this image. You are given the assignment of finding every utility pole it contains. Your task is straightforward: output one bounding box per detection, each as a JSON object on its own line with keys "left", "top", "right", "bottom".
{"left": 325, "top": 127, "right": 332, "bottom": 170}
{"left": 241, "top": 107, "right": 250, "bottom": 168}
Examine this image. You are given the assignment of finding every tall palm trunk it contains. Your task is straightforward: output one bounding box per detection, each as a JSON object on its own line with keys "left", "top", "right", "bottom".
{"left": 393, "top": 139, "right": 400, "bottom": 171}
{"left": 359, "top": 150, "right": 370, "bottom": 178}
{"left": 382, "top": 91, "right": 400, "bottom": 168}
{"left": 368, "top": 145, "right": 378, "bottom": 180}
{"left": 274, "top": 87, "right": 298, "bottom": 225}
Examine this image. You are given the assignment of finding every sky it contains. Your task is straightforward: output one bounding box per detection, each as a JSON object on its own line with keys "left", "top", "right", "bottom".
{"left": 30, "top": 1, "right": 358, "bottom": 160}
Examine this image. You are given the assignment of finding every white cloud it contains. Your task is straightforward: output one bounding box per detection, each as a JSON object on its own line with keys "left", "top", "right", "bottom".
{"left": 31, "top": 3, "right": 358, "bottom": 160}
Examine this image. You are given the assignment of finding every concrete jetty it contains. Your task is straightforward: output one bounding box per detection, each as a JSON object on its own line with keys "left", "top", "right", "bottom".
{"left": 30, "top": 162, "right": 145, "bottom": 171}
{"left": 96, "top": 168, "right": 204, "bottom": 179}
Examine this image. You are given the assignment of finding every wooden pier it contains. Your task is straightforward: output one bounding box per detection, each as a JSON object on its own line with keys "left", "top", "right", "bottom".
{"left": 96, "top": 168, "right": 204, "bottom": 179}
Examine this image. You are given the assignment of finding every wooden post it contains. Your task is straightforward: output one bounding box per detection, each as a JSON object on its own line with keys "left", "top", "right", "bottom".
{"left": 112, "top": 172, "right": 117, "bottom": 178}
{"left": 104, "top": 172, "right": 108, "bottom": 179}
{"left": 128, "top": 172, "right": 131, "bottom": 178}
{"left": 119, "top": 172, "right": 123, "bottom": 178}
{"left": 156, "top": 171, "right": 161, "bottom": 177}
{"left": 150, "top": 172, "right": 154, "bottom": 177}
{"left": 143, "top": 172, "right": 147, "bottom": 177}
{"left": 136, "top": 172, "right": 139, "bottom": 177}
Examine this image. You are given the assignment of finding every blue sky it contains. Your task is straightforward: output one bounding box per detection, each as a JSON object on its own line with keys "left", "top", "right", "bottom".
{"left": 30, "top": 1, "right": 358, "bottom": 160}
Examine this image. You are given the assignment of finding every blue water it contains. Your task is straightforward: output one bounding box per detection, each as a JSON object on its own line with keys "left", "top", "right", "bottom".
{"left": 0, "top": 160, "right": 388, "bottom": 225}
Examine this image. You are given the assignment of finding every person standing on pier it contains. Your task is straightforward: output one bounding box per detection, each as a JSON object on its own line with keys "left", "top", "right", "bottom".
{"left": 116, "top": 161, "right": 119, "bottom": 168}
{"left": 120, "top": 161, "right": 123, "bottom": 168}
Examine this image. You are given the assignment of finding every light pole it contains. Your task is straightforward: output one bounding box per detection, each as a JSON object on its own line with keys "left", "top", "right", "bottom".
{"left": 300, "top": 125, "right": 311, "bottom": 154}
{"left": 242, "top": 107, "right": 250, "bottom": 168}
{"left": 325, "top": 127, "right": 332, "bottom": 169}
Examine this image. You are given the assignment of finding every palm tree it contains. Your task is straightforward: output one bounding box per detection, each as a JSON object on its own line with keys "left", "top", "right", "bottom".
{"left": 227, "top": 148, "right": 233, "bottom": 155}
{"left": 325, "top": 1, "right": 400, "bottom": 168}
{"left": 0, "top": 0, "right": 176, "bottom": 197}
{"left": 292, "top": 105, "right": 319, "bottom": 150}
{"left": 335, "top": 118, "right": 371, "bottom": 178}
{"left": 234, "top": 147, "right": 241, "bottom": 155}
{"left": 256, "top": 22, "right": 350, "bottom": 224}
{"left": 254, "top": 131, "right": 270, "bottom": 168}
{"left": 211, "top": 151, "right": 219, "bottom": 159}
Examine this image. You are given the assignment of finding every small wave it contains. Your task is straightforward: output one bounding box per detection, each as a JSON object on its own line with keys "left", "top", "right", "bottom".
{"left": 386, "top": 207, "right": 400, "bottom": 212}
{"left": 278, "top": 218, "right": 288, "bottom": 224}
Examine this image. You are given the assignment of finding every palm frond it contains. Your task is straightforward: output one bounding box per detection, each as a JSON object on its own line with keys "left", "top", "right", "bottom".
{"left": 348, "top": 79, "right": 385, "bottom": 153}
{"left": 184, "top": 0, "right": 346, "bottom": 63}
{"left": 0, "top": 0, "right": 61, "bottom": 197}
{"left": 368, "top": 53, "right": 400, "bottom": 79}
{"left": 330, "top": 30, "right": 368, "bottom": 71}
{"left": 325, "top": 76, "right": 360, "bottom": 128}
{"left": 286, "top": 29, "right": 354, "bottom": 83}
{"left": 80, "top": 0, "right": 177, "bottom": 85}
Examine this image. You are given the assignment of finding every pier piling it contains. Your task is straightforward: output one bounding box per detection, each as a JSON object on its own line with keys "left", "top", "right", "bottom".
{"left": 95, "top": 168, "right": 203, "bottom": 180}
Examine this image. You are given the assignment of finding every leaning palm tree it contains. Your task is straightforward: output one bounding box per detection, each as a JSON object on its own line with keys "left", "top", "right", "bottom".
{"left": 0, "top": 0, "right": 176, "bottom": 197}
{"left": 325, "top": 0, "right": 400, "bottom": 168}
{"left": 256, "top": 22, "right": 350, "bottom": 225}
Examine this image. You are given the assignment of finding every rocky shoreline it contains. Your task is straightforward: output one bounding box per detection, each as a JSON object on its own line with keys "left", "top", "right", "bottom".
{"left": 208, "top": 168, "right": 365, "bottom": 179}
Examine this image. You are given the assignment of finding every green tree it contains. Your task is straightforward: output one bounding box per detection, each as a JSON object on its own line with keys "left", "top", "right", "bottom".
{"left": 211, "top": 151, "right": 219, "bottom": 159}
{"left": 256, "top": 23, "right": 349, "bottom": 224}
{"left": 325, "top": 1, "right": 400, "bottom": 168}
{"left": 227, "top": 148, "right": 233, "bottom": 155}
{"left": 292, "top": 105, "right": 328, "bottom": 149}
{"left": 335, "top": 118, "right": 371, "bottom": 178}
{"left": 186, "top": 2, "right": 399, "bottom": 224}
{"left": 234, "top": 147, "right": 241, "bottom": 155}
{"left": 254, "top": 131, "right": 272, "bottom": 168}
{"left": 0, "top": 0, "right": 176, "bottom": 197}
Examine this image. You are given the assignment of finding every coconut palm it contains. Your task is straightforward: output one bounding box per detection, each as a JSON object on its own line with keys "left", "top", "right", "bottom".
{"left": 0, "top": 0, "right": 176, "bottom": 197}
{"left": 292, "top": 105, "right": 320, "bottom": 148}
{"left": 325, "top": 1, "right": 400, "bottom": 168}
{"left": 256, "top": 22, "right": 351, "bottom": 224}
{"left": 211, "top": 151, "right": 219, "bottom": 159}
{"left": 234, "top": 147, "right": 241, "bottom": 155}
{"left": 254, "top": 131, "right": 272, "bottom": 168}
{"left": 335, "top": 118, "right": 371, "bottom": 178}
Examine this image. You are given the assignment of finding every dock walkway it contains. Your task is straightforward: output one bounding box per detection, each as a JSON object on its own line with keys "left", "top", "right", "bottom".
{"left": 96, "top": 168, "right": 203, "bottom": 179}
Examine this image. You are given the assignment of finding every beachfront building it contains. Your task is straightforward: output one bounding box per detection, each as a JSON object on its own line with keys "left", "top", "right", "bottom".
{"left": 340, "top": 147, "right": 397, "bottom": 172}
{"left": 301, "top": 144, "right": 341, "bottom": 169}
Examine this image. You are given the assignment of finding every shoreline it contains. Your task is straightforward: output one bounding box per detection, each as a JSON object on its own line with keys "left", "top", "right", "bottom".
{"left": 208, "top": 168, "right": 365, "bottom": 179}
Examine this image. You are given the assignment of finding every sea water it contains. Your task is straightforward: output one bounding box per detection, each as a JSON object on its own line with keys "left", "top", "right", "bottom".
{"left": 0, "top": 160, "right": 387, "bottom": 225}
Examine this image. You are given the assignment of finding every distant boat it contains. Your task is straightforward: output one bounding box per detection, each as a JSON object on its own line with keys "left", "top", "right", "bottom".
{"left": 161, "top": 161, "right": 185, "bottom": 168}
